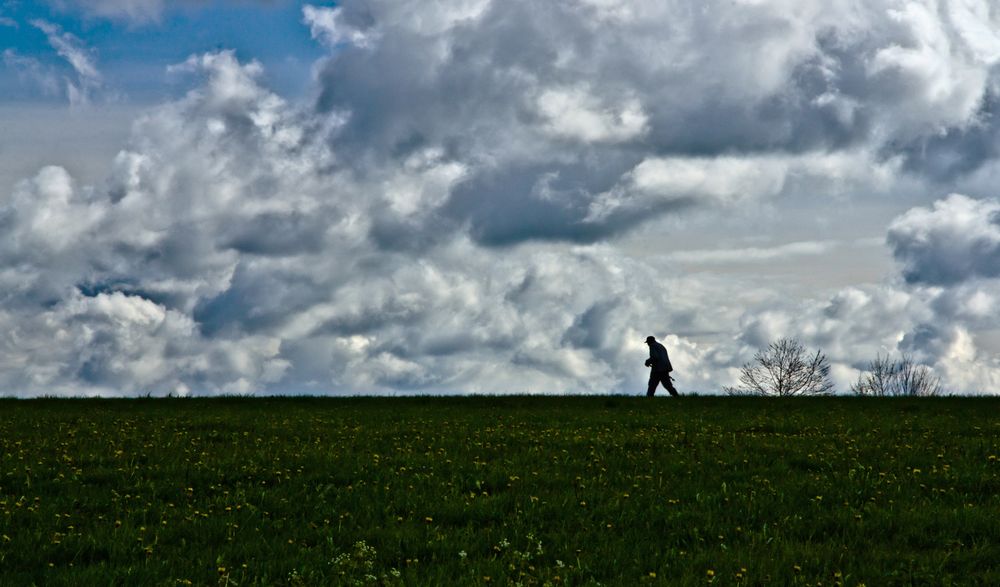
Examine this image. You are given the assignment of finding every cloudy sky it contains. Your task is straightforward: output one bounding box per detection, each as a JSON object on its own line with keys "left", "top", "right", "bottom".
{"left": 2, "top": 0, "right": 1000, "bottom": 396}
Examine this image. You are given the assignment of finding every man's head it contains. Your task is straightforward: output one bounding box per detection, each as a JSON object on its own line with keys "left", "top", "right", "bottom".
{"left": 645, "top": 336, "right": 656, "bottom": 345}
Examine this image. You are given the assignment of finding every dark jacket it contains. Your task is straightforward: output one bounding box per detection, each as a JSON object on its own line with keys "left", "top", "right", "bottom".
{"left": 648, "top": 341, "right": 673, "bottom": 373}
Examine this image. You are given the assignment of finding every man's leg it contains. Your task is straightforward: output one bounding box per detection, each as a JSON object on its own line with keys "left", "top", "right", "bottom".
{"left": 646, "top": 373, "right": 658, "bottom": 397}
{"left": 664, "top": 374, "right": 680, "bottom": 397}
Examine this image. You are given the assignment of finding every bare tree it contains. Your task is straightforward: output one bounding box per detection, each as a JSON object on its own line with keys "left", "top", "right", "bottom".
{"left": 724, "top": 338, "right": 835, "bottom": 396}
{"left": 851, "top": 354, "right": 942, "bottom": 397}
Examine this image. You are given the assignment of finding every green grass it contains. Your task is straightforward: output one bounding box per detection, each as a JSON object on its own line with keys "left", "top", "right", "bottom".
{"left": 1, "top": 396, "right": 998, "bottom": 586}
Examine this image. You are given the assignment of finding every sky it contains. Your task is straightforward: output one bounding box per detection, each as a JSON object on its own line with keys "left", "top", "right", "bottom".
{"left": 1, "top": 0, "right": 1000, "bottom": 396}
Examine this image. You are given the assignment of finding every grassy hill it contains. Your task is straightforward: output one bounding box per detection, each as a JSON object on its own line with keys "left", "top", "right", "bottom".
{"left": 1, "top": 396, "right": 998, "bottom": 585}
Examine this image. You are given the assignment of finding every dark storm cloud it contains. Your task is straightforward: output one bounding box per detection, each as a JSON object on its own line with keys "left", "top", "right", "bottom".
{"left": 561, "top": 301, "right": 620, "bottom": 350}
{"left": 443, "top": 160, "right": 665, "bottom": 247}
{"left": 887, "top": 194, "right": 1000, "bottom": 285}
{"left": 223, "top": 212, "right": 328, "bottom": 256}
{"left": 194, "top": 262, "right": 322, "bottom": 337}
{"left": 896, "top": 91, "right": 1000, "bottom": 182}
{"left": 307, "top": 0, "right": 1000, "bottom": 249}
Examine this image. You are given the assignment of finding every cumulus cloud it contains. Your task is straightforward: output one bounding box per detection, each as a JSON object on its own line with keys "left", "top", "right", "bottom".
{"left": 0, "top": 52, "right": 316, "bottom": 394}
{"left": 0, "top": 49, "right": 728, "bottom": 395}
{"left": 5, "top": 1, "right": 1000, "bottom": 395}
{"left": 318, "top": 0, "right": 1000, "bottom": 152}
{"left": 0, "top": 166, "right": 105, "bottom": 306}
{"left": 0, "top": 289, "right": 288, "bottom": 396}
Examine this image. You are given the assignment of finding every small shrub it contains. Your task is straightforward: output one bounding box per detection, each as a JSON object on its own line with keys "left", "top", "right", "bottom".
{"left": 851, "top": 354, "right": 942, "bottom": 397}
{"left": 725, "top": 338, "right": 834, "bottom": 396}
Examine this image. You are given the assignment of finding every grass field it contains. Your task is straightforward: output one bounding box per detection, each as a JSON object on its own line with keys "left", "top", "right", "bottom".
{"left": 1, "top": 396, "right": 998, "bottom": 586}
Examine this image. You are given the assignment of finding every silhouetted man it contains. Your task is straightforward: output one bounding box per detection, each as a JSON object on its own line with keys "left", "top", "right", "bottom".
{"left": 644, "top": 335, "right": 679, "bottom": 397}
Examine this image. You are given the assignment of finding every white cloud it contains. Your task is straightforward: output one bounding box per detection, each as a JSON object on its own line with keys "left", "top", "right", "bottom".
{"left": 302, "top": 5, "right": 379, "bottom": 49}
{"left": 46, "top": 0, "right": 164, "bottom": 25}
{"left": 632, "top": 156, "right": 790, "bottom": 202}
{"left": 31, "top": 20, "right": 100, "bottom": 82}
{"left": 664, "top": 240, "right": 839, "bottom": 265}
{"left": 536, "top": 86, "right": 648, "bottom": 143}
{"left": 866, "top": 2, "right": 987, "bottom": 139}
{"left": 29, "top": 19, "right": 103, "bottom": 106}
{"left": 3, "top": 49, "right": 61, "bottom": 96}
{"left": 947, "top": 0, "right": 1000, "bottom": 63}
{"left": 585, "top": 151, "right": 897, "bottom": 223}
{"left": 932, "top": 326, "right": 1000, "bottom": 393}
{"left": 6, "top": 166, "right": 105, "bottom": 255}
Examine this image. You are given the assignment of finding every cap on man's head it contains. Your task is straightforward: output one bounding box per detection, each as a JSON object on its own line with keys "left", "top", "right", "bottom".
{"left": 645, "top": 336, "right": 656, "bottom": 343}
